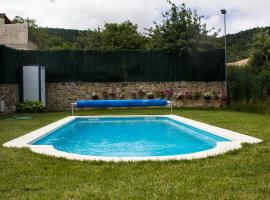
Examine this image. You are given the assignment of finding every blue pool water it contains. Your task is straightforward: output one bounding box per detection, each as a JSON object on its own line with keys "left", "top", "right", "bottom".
{"left": 33, "top": 117, "right": 229, "bottom": 157}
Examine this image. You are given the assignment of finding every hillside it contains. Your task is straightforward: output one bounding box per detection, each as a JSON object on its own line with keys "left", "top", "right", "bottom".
{"left": 41, "top": 27, "right": 87, "bottom": 43}
{"left": 225, "top": 26, "right": 270, "bottom": 62}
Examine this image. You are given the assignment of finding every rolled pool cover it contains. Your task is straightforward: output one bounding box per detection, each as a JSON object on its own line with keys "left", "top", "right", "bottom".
{"left": 76, "top": 99, "right": 168, "bottom": 108}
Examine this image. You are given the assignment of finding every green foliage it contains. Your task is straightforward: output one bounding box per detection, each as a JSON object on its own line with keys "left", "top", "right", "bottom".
{"left": 225, "top": 27, "right": 270, "bottom": 62}
{"left": 10, "top": 12, "right": 270, "bottom": 63}
{"left": 228, "top": 65, "right": 270, "bottom": 113}
{"left": 75, "top": 21, "right": 146, "bottom": 50}
{"left": 146, "top": 0, "right": 216, "bottom": 55}
{"left": 249, "top": 30, "right": 270, "bottom": 69}
{"left": 16, "top": 101, "right": 44, "bottom": 113}
{"left": 230, "top": 100, "right": 270, "bottom": 114}
{"left": 249, "top": 31, "right": 270, "bottom": 96}
{"left": 12, "top": 16, "right": 38, "bottom": 29}
{"left": 228, "top": 30, "right": 270, "bottom": 114}
{"left": 0, "top": 45, "right": 225, "bottom": 83}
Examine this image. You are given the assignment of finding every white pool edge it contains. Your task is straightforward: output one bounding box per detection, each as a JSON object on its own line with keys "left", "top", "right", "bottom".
{"left": 3, "top": 115, "right": 262, "bottom": 161}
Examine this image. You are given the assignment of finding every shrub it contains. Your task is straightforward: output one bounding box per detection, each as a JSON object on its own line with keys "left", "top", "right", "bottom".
{"left": 230, "top": 100, "right": 270, "bottom": 114}
{"left": 16, "top": 101, "right": 44, "bottom": 113}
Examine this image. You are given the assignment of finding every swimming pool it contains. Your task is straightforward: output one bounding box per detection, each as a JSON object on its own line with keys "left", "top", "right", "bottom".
{"left": 3, "top": 115, "right": 262, "bottom": 161}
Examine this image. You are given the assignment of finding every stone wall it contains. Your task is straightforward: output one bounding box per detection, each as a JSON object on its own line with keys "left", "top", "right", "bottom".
{"left": 0, "top": 82, "right": 226, "bottom": 112}
{"left": 0, "top": 84, "right": 19, "bottom": 112}
{"left": 46, "top": 82, "right": 226, "bottom": 111}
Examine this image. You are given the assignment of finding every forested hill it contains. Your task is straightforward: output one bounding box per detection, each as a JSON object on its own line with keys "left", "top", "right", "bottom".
{"left": 43, "top": 28, "right": 87, "bottom": 43}
{"left": 29, "top": 27, "right": 88, "bottom": 50}
{"left": 225, "top": 26, "right": 270, "bottom": 62}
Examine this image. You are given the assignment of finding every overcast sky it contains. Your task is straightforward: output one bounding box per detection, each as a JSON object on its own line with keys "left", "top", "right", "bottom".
{"left": 1, "top": 0, "right": 270, "bottom": 35}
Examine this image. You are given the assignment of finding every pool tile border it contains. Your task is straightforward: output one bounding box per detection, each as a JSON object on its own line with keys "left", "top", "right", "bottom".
{"left": 3, "top": 115, "right": 262, "bottom": 161}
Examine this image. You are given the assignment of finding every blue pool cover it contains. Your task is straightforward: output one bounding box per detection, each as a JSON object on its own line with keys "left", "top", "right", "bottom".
{"left": 76, "top": 99, "right": 168, "bottom": 108}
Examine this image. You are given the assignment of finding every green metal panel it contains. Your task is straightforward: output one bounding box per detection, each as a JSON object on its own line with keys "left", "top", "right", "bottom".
{"left": 0, "top": 46, "right": 225, "bottom": 84}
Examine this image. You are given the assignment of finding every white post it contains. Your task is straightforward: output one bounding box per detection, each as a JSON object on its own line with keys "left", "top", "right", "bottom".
{"left": 167, "top": 101, "right": 173, "bottom": 115}
{"left": 71, "top": 103, "right": 76, "bottom": 116}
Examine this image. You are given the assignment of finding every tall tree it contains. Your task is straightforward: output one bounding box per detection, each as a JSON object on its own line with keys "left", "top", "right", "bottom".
{"left": 12, "top": 16, "right": 38, "bottom": 29}
{"left": 75, "top": 21, "right": 146, "bottom": 50}
{"left": 146, "top": 0, "right": 216, "bottom": 55}
{"left": 250, "top": 30, "right": 270, "bottom": 70}
{"left": 249, "top": 30, "right": 270, "bottom": 97}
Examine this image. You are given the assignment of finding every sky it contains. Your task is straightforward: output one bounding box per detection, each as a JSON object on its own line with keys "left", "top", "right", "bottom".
{"left": 1, "top": 0, "right": 270, "bottom": 35}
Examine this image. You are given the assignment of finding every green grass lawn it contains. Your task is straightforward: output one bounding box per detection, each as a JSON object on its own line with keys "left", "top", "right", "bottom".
{"left": 0, "top": 108, "right": 269, "bottom": 199}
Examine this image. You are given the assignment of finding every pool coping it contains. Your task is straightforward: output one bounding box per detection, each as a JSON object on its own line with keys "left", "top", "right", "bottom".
{"left": 3, "top": 115, "right": 262, "bottom": 161}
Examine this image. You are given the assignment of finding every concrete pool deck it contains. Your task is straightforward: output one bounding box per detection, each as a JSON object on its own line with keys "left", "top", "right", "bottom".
{"left": 3, "top": 115, "right": 262, "bottom": 161}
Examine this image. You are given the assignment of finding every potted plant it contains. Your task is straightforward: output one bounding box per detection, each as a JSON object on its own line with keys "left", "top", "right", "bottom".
{"left": 203, "top": 91, "right": 212, "bottom": 100}
{"left": 219, "top": 90, "right": 227, "bottom": 101}
{"left": 119, "top": 94, "right": 126, "bottom": 99}
{"left": 91, "top": 92, "right": 99, "bottom": 100}
{"left": 131, "top": 91, "right": 138, "bottom": 99}
{"left": 102, "top": 91, "right": 108, "bottom": 100}
{"left": 192, "top": 91, "right": 202, "bottom": 100}
{"left": 138, "top": 89, "right": 146, "bottom": 99}
{"left": 176, "top": 92, "right": 184, "bottom": 100}
{"left": 155, "top": 90, "right": 165, "bottom": 99}
{"left": 147, "top": 92, "right": 154, "bottom": 99}
{"left": 164, "top": 88, "right": 174, "bottom": 99}
{"left": 212, "top": 90, "right": 219, "bottom": 100}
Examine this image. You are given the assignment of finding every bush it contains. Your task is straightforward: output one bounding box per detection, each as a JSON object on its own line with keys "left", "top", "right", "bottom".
{"left": 16, "top": 101, "right": 44, "bottom": 113}
{"left": 228, "top": 65, "right": 270, "bottom": 114}
{"left": 230, "top": 100, "right": 270, "bottom": 114}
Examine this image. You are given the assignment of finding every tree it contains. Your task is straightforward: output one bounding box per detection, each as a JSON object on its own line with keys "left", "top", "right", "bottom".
{"left": 250, "top": 30, "right": 270, "bottom": 70}
{"left": 146, "top": 0, "right": 216, "bottom": 55}
{"left": 12, "top": 16, "right": 38, "bottom": 29}
{"left": 249, "top": 30, "right": 270, "bottom": 97}
{"left": 101, "top": 21, "right": 145, "bottom": 49}
{"left": 75, "top": 21, "right": 146, "bottom": 50}
{"left": 75, "top": 28, "right": 103, "bottom": 49}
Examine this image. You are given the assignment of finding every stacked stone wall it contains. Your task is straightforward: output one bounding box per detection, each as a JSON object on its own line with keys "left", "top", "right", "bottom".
{"left": 46, "top": 82, "right": 226, "bottom": 111}
{"left": 0, "top": 84, "right": 19, "bottom": 112}
{"left": 0, "top": 81, "right": 226, "bottom": 112}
